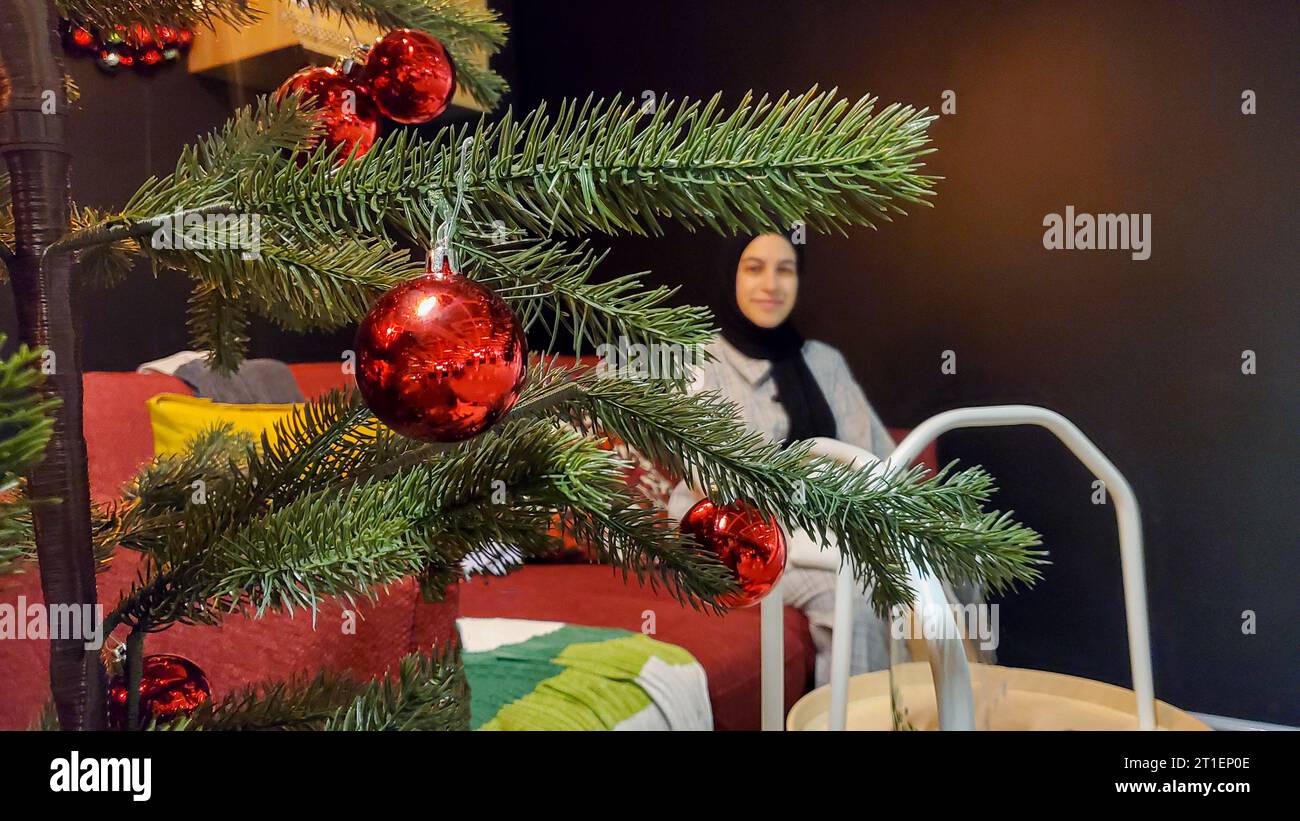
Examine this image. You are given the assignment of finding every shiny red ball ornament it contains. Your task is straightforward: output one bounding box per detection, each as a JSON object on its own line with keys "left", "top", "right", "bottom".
{"left": 108, "top": 653, "right": 211, "bottom": 729}
{"left": 275, "top": 66, "right": 380, "bottom": 162}
{"left": 60, "top": 20, "right": 97, "bottom": 52}
{"left": 153, "top": 25, "right": 178, "bottom": 46}
{"left": 137, "top": 47, "right": 164, "bottom": 67}
{"left": 363, "top": 28, "right": 455, "bottom": 124}
{"left": 354, "top": 259, "right": 527, "bottom": 442}
{"left": 681, "top": 498, "right": 786, "bottom": 608}
{"left": 176, "top": 28, "right": 195, "bottom": 49}
{"left": 127, "top": 23, "right": 155, "bottom": 48}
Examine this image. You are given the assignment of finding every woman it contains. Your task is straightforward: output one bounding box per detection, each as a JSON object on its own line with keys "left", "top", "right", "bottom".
{"left": 668, "top": 232, "right": 895, "bottom": 684}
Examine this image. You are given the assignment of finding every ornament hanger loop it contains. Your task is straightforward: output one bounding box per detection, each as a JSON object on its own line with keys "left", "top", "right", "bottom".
{"left": 431, "top": 136, "right": 474, "bottom": 272}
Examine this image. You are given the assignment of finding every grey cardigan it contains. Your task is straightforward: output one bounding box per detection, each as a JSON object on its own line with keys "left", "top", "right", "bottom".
{"left": 694, "top": 336, "right": 893, "bottom": 455}
{"left": 668, "top": 336, "right": 895, "bottom": 520}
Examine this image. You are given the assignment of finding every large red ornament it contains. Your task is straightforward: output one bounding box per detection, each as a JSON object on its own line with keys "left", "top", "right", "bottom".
{"left": 137, "top": 47, "right": 165, "bottom": 67}
{"left": 354, "top": 260, "right": 527, "bottom": 442}
{"left": 153, "top": 25, "right": 178, "bottom": 46}
{"left": 681, "top": 498, "right": 786, "bottom": 608}
{"left": 275, "top": 66, "right": 380, "bottom": 163}
{"left": 127, "top": 23, "right": 155, "bottom": 49}
{"left": 108, "top": 653, "right": 211, "bottom": 729}
{"left": 363, "top": 28, "right": 456, "bottom": 124}
{"left": 59, "top": 20, "right": 97, "bottom": 53}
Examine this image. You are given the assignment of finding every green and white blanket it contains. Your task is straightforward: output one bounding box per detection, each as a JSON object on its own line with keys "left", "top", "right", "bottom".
{"left": 458, "top": 618, "right": 713, "bottom": 731}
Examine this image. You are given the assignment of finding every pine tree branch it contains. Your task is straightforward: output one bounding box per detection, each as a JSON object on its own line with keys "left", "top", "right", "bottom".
{"left": 0, "top": 339, "right": 56, "bottom": 487}
{"left": 84, "top": 226, "right": 415, "bottom": 374}
{"left": 186, "top": 279, "right": 251, "bottom": 374}
{"left": 61, "top": 89, "right": 933, "bottom": 367}
{"left": 441, "top": 51, "right": 508, "bottom": 113}
{"left": 231, "top": 88, "right": 939, "bottom": 246}
{"left": 456, "top": 236, "right": 716, "bottom": 356}
{"left": 168, "top": 646, "right": 468, "bottom": 731}
{"left": 175, "top": 669, "right": 363, "bottom": 731}
{"left": 237, "top": 238, "right": 417, "bottom": 332}
{"left": 94, "top": 426, "right": 250, "bottom": 562}
{"left": 55, "top": 0, "right": 261, "bottom": 30}
{"left": 0, "top": 170, "right": 13, "bottom": 271}
{"left": 321, "top": 648, "right": 469, "bottom": 730}
{"left": 68, "top": 97, "right": 315, "bottom": 254}
{"left": 551, "top": 368, "right": 1045, "bottom": 610}
{"left": 0, "top": 501, "right": 35, "bottom": 577}
{"left": 0, "top": 337, "right": 58, "bottom": 576}
{"left": 48, "top": 99, "right": 419, "bottom": 371}
{"left": 71, "top": 207, "right": 140, "bottom": 288}
{"left": 170, "top": 232, "right": 419, "bottom": 372}
{"left": 308, "top": 0, "right": 505, "bottom": 48}
{"left": 414, "top": 416, "right": 737, "bottom": 607}
{"left": 106, "top": 406, "right": 738, "bottom": 629}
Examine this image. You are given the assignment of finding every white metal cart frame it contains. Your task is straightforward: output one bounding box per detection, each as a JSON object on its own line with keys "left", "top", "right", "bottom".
{"left": 759, "top": 405, "right": 1157, "bottom": 731}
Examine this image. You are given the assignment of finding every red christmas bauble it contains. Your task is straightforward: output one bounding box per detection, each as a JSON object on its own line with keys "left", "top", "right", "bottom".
{"left": 127, "top": 23, "right": 155, "bottom": 49}
{"left": 363, "top": 28, "right": 455, "bottom": 124}
{"left": 275, "top": 66, "right": 380, "bottom": 163}
{"left": 153, "top": 25, "right": 178, "bottom": 46}
{"left": 60, "top": 20, "right": 97, "bottom": 53}
{"left": 175, "top": 28, "right": 195, "bottom": 49}
{"left": 108, "top": 653, "right": 211, "bottom": 729}
{"left": 354, "top": 260, "right": 527, "bottom": 442}
{"left": 137, "top": 47, "right": 165, "bottom": 67}
{"left": 681, "top": 498, "right": 786, "bottom": 608}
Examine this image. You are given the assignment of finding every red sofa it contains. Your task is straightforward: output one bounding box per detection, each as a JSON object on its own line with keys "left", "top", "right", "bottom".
{"left": 1, "top": 360, "right": 934, "bottom": 731}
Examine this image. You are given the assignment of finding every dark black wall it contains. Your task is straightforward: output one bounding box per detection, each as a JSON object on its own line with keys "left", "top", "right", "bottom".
{"left": 502, "top": 0, "right": 1298, "bottom": 724}
{"left": 3, "top": 1, "right": 1294, "bottom": 724}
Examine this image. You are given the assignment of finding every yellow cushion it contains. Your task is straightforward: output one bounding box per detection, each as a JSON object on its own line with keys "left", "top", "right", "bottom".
{"left": 145, "top": 393, "right": 302, "bottom": 457}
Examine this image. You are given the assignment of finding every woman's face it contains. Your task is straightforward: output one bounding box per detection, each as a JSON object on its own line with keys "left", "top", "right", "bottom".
{"left": 735, "top": 233, "right": 798, "bottom": 328}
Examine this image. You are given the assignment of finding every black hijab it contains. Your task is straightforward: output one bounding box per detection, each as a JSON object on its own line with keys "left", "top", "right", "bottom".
{"left": 714, "top": 234, "right": 837, "bottom": 446}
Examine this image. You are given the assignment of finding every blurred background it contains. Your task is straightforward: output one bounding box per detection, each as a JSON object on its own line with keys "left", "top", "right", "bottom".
{"left": 3, "top": 0, "right": 1295, "bottom": 724}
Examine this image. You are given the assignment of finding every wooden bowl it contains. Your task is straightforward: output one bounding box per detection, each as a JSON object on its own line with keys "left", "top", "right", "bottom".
{"left": 787, "top": 663, "right": 1210, "bottom": 731}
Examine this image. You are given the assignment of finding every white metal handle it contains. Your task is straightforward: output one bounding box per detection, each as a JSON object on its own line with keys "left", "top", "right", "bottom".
{"left": 761, "top": 406, "right": 1157, "bottom": 732}
{"left": 806, "top": 437, "right": 975, "bottom": 730}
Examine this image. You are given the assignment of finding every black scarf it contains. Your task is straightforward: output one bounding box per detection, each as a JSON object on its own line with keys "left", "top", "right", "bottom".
{"left": 713, "top": 236, "right": 837, "bottom": 446}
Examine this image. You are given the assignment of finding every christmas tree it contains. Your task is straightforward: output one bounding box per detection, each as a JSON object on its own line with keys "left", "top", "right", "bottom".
{"left": 0, "top": 0, "right": 1042, "bottom": 731}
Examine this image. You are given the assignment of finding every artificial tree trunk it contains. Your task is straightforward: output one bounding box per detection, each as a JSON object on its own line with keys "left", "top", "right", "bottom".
{"left": 0, "top": 0, "right": 105, "bottom": 730}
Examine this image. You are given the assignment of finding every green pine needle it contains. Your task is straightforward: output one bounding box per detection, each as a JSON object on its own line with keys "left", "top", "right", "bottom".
{"left": 456, "top": 236, "right": 717, "bottom": 356}
{"left": 553, "top": 366, "right": 1046, "bottom": 610}
{"left": 231, "top": 88, "right": 939, "bottom": 245}
{"left": 166, "top": 646, "right": 469, "bottom": 731}
{"left": 0, "top": 337, "right": 58, "bottom": 576}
